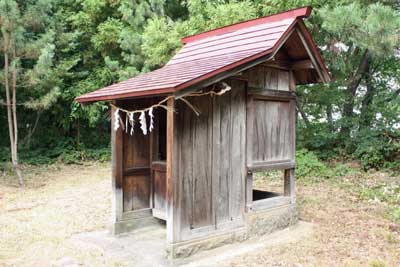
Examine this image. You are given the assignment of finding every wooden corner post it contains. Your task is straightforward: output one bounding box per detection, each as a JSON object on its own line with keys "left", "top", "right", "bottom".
{"left": 284, "top": 168, "right": 296, "bottom": 203}
{"left": 284, "top": 97, "right": 296, "bottom": 204}
{"left": 111, "top": 102, "right": 123, "bottom": 226}
{"left": 166, "top": 97, "right": 179, "bottom": 243}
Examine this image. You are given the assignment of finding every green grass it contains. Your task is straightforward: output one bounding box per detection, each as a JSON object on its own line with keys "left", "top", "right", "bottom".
{"left": 296, "top": 149, "right": 400, "bottom": 225}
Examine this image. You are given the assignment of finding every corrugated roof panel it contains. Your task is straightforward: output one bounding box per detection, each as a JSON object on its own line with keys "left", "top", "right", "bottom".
{"left": 76, "top": 6, "right": 328, "bottom": 103}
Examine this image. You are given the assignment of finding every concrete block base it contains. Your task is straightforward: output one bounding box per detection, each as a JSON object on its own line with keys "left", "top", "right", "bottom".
{"left": 111, "top": 217, "right": 163, "bottom": 235}
{"left": 167, "top": 203, "right": 297, "bottom": 258}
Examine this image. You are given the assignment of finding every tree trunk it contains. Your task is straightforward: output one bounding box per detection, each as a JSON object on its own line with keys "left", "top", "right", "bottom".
{"left": 296, "top": 101, "right": 311, "bottom": 128}
{"left": 326, "top": 103, "right": 333, "bottom": 130}
{"left": 24, "top": 110, "right": 42, "bottom": 148}
{"left": 11, "top": 46, "right": 23, "bottom": 186}
{"left": 4, "top": 34, "right": 15, "bottom": 159}
{"left": 3, "top": 33, "right": 23, "bottom": 186}
{"left": 340, "top": 49, "right": 371, "bottom": 139}
{"left": 359, "top": 64, "right": 375, "bottom": 129}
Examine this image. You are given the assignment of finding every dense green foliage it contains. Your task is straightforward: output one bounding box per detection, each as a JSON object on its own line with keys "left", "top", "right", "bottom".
{"left": 0, "top": 0, "right": 399, "bottom": 169}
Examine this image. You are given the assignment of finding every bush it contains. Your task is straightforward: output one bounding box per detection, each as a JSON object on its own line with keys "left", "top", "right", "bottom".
{"left": 354, "top": 129, "right": 400, "bottom": 170}
{"left": 296, "top": 149, "right": 356, "bottom": 181}
{"left": 296, "top": 149, "right": 332, "bottom": 179}
{"left": 57, "top": 147, "right": 110, "bottom": 164}
{"left": 0, "top": 139, "right": 110, "bottom": 165}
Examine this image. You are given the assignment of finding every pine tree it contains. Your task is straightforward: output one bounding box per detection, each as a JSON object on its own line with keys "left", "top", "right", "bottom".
{"left": 0, "top": 0, "right": 54, "bottom": 185}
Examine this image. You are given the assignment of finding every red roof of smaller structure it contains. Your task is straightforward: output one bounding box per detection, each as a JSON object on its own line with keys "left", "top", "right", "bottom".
{"left": 76, "top": 6, "right": 328, "bottom": 103}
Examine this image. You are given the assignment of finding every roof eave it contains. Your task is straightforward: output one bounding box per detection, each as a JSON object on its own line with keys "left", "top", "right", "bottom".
{"left": 75, "top": 87, "right": 175, "bottom": 103}
{"left": 295, "top": 20, "right": 331, "bottom": 83}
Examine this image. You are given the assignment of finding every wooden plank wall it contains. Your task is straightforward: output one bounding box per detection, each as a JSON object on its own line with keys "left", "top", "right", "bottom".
{"left": 245, "top": 65, "right": 296, "bottom": 168}
{"left": 251, "top": 100, "right": 293, "bottom": 162}
{"left": 178, "top": 94, "right": 213, "bottom": 230}
{"left": 244, "top": 64, "right": 297, "bottom": 211}
{"left": 213, "top": 82, "right": 246, "bottom": 225}
{"left": 246, "top": 66, "right": 290, "bottom": 91}
{"left": 118, "top": 100, "right": 153, "bottom": 215}
{"left": 174, "top": 80, "right": 246, "bottom": 241}
{"left": 122, "top": 128, "right": 151, "bottom": 212}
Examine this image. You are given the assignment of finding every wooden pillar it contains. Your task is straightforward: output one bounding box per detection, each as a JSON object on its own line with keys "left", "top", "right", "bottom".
{"left": 245, "top": 170, "right": 253, "bottom": 211}
{"left": 284, "top": 168, "right": 295, "bottom": 203}
{"left": 166, "top": 98, "right": 179, "bottom": 243}
{"left": 111, "top": 102, "right": 123, "bottom": 225}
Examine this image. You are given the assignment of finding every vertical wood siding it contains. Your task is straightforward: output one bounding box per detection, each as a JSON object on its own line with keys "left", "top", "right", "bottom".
{"left": 175, "top": 80, "right": 246, "bottom": 240}
{"left": 252, "top": 100, "right": 292, "bottom": 162}
{"left": 120, "top": 100, "right": 152, "bottom": 213}
{"left": 245, "top": 65, "right": 296, "bottom": 167}
{"left": 246, "top": 66, "right": 290, "bottom": 91}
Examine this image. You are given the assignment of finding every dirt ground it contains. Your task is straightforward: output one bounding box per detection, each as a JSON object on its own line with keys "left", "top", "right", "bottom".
{"left": 0, "top": 162, "right": 399, "bottom": 267}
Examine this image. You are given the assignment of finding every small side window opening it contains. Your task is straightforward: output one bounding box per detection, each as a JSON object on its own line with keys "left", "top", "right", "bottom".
{"left": 252, "top": 170, "right": 283, "bottom": 201}
{"left": 247, "top": 169, "right": 293, "bottom": 211}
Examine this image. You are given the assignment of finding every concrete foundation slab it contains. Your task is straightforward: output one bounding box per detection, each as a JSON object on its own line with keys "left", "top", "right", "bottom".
{"left": 69, "top": 221, "right": 313, "bottom": 267}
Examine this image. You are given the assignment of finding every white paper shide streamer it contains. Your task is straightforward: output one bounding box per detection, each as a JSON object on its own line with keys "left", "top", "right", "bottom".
{"left": 148, "top": 107, "right": 154, "bottom": 132}
{"left": 129, "top": 112, "right": 134, "bottom": 136}
{"left": 113, "top": 108, "right": 120, "bottom": 131}
{"left": 112, "top": 82, "right": 231, "bottom": 135}
{"left": 139, "top": 111, "right": 147, "bottom": 135}
{"left": 125, "top": 114, "right": 128, "bottom": 133}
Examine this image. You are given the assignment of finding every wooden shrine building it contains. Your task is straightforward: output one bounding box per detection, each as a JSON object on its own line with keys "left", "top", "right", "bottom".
{"left": 77, "top": 7, "right": 330, "bottom": 258}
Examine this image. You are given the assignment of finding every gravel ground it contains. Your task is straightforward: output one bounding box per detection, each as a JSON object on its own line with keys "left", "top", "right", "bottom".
{"left": 0, "top": 163, "right": 399, "bottom": 267}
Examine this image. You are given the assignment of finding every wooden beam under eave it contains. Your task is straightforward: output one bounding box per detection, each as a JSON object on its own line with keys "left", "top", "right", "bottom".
{"left": 261, "top": 59, "right": 314, "bottom": 70}
{"left": 292, "top": 59, "right": 314, "bottom": 70}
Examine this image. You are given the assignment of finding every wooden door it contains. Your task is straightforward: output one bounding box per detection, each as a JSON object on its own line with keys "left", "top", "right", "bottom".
{"left": 122, "top": 128, "right": 151, "bottom": 213}
{"left": 152, "top": 161, "right": 167, "bottom": 220}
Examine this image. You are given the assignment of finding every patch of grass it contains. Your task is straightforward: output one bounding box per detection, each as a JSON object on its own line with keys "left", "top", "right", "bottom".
{"left": 369, "top": 259, "right": 386, "bottom": 267}
{"left": 389, "top": 207, "right": 400, "bottom": 223}
{"left": 358, "top": 181, "right": 400, "bottom": 224}
{"left": 386, "top": 232, "right": 398, "bottom": 244}
{"left": 295, "top": 150, "right": 400, "bottom": 226}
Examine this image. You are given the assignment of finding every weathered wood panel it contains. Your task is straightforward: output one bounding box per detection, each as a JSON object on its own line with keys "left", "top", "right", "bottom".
{"left": 178, "top": 95, "right": 213, "bottom": 231}
{"left": 176, "top": 80, "right": 246, "bottom": 240}
{"left": 120, "top": 102, "right": 152, "bottom": 213}
{"left": 227, "top": 81, "right": 246, "bottom": 221}
{"left": 123, "top": 174, "right": 151, "bottom": 211}
{"left": 246, "top": 66, "right": 289, "bottom": 91}
{"left": 152, "top": 162, "right": 166, "bottom": 213}
{"left": 214, "top": 92, "right": 231, "bottom": 225}
{"left": 123, "top": 125, "right": 150, "bottom": 168}
{"left": 192, "top": 95, "right": 214, "bottom": 229}
{"left": 250, "top": 99, "right": 294, "bottom": 163}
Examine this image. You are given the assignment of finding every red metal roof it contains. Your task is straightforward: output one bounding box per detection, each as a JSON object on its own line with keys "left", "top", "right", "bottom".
{"left": 76, "top": 6, "right": 326, "bottom": 103}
